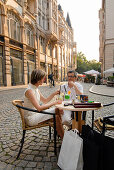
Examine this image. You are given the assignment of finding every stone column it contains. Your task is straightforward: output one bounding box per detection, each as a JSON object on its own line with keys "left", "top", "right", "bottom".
{"left": 34, "top": 29, "right": 38, "bottom": 71}
{"left": 36, "top": 33, "right": 40, "bottom": 69}
{"left": 4, "top": 37, "right": 11, "bottom": 86}
{"left": 57, "top": 44, "right": 59, "bottom": 81}
{"left": 3, "top": 9, "right": 11, "bottom": 86}
{"left": 35, "top": 0, "right": 38, "bottom": 17}
{"left": 21, "top": 20, "right": 27, "bottom": 85}
{"left": 63, "top": 46, "right": 65, "bottom": 80}
{"left": 23, "top": 44, "right": 27, "bottom": 84}
{"left": 61, "top": 46, "right": 63, "bottom": 81}
{"left": 49, "top": 0, "right": 52, "bottom": 31}
{"left": 52, "top": 44, "right": 55, "bottom": 74}
{"left": 45, "top": 39, "right": 49, "bottom": 83}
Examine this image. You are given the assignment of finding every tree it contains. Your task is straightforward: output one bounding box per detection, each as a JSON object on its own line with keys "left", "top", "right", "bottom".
{"left": 75, "top": 52, "right": 101, "bottom": 74}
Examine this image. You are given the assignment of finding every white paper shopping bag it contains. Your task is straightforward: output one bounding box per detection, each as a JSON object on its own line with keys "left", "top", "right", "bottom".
{"left": 58, "top": 130, "right": 83, "bottom": 170}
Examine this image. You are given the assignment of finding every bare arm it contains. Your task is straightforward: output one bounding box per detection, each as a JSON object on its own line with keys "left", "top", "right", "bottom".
{"left": 68, "top": 81, "right": 83, "bottom": 95}
{"left": 39, "top": 89, "right": 60, "bottom": 104}
{"left": 25, "top": 89, "right": 62, "bottom": 112}
{"left": 73, "top": 84, "right": 83, "bottom": 95}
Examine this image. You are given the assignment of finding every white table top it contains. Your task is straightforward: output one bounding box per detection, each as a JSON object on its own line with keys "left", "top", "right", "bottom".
{"left": 55, "top": 101, "right": 103, "bottom": 112}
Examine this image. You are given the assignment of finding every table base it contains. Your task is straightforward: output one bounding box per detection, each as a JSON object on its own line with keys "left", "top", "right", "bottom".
{"left": 72, "top": 111, "right": 85, "bottom": 133}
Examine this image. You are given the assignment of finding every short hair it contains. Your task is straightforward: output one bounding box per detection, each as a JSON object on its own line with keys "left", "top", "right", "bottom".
{"left": 67, "top": 70, "right": 77, "bottom": 77}
{"left": 31, "top": 69, "right": 46, "bottom": 85}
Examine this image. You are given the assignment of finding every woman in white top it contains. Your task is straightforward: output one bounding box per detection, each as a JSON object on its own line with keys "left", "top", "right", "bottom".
{"left": 24, "top": 69, "right": 64, "bottom": 139}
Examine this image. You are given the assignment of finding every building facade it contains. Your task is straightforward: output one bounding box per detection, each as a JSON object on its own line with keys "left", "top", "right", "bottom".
{"left": 99, "top": 0, "right": 114, "bottom": 77}
{"left": 0, "top": 0, "right": 77, "bottom": 87}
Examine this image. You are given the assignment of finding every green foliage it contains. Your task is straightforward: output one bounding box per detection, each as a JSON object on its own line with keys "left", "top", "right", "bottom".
{"left": 75, "top": 52, "right": 101, "bottom": 74}
{"left": 108, "top": 76, "right": 114, "bottom": 81}
{"left": 84, "top": 75, "right": 95, "bottom": 83}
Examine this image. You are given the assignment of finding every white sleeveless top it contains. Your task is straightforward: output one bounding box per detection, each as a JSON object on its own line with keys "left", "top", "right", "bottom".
{"left": 24, "top": 83, "right": 54, "bottom": 126}
{"left": 24, "top": 83, "right": 40, "bottom": 119}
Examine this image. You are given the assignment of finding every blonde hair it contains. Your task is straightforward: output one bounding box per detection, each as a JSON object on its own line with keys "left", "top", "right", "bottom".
{"left": 31, "top": 69, "right": 46, "bottom": 85}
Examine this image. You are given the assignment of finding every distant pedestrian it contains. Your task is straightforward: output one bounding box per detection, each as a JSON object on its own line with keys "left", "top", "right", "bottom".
{"left": 48, "top": 72, "right": 55, "bottom": 86}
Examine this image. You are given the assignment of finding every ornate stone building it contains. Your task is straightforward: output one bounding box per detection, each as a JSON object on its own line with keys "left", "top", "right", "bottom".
{"left": 99, "top": 0, "right": 114, "bottom": 77}
{"left": 0, "top": 0, "right": 77, "bottom": 86}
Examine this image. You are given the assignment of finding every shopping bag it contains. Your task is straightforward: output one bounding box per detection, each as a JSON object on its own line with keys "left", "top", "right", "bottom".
{"left": 81, "top": 125, "right": 103, "bottom": 170}
{"left": 82, "top": 124, "right": 114, "bottom": 170}
{"left": 57, "top": 129, "right": 83, "bottom": 170}
{"left": 102, "top": 135, "right": 114, "bottom": 170}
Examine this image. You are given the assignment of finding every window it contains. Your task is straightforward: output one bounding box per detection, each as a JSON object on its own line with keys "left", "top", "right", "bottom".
{"left": 54, "top": 46, "right": 57, "bottom": 59}
{"left": 39, "top": 0, "right": 41, "bottom": 5}
{"left": 10, "top": 19, "right": 16, "bottom": 39}
{"left": 47, "top": 19, "right": 49, "bottom": 30}
{"left": 0, "top": 45, "right": 3, "bottom": 86}
{"left": 38, "top": 12, "right": 41, "bottom": 26}
{"left": 42, "top": 16, "right": 45, "bottom": 29}
{"left": 47, "top": 0, "right": 49, "bottom": 8}
{"left": 48, "top": 43, "right": 52, "bottom": 56}
{"left": 26, "top": 53, "right": 35, "bottom": 83}
{"left": 0, "top": 8, "right": 2, "bottom": 34}
{"left": 10, "top": 48, "right": 23, "bottom": 85}
{"left": 40, "top": 36, "right": 45, "bottom": 53}
{"left": 7, "top": 11, "right": 21, "bottom": 42}
{"left": 16, "top": 0, "right": 21, "bottom": 5}
{"left": 26, "top": 53, "right": 35, "bottom": 62}
{"left": 40, "top": 62, "right": 45, "bottom": 72}
{"left": 12, "top": 58, "right": 23, "bottom": 85}
{"left": 25, "top": 24, "right": 34, "bottom": 47}
{"left": 10, "top": 48, "right": 22, "bottom": 59}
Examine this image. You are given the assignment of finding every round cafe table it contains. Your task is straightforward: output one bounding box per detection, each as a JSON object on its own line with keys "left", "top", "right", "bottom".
{"left": 55, "top": 101, "right": 103, "bottom": 133}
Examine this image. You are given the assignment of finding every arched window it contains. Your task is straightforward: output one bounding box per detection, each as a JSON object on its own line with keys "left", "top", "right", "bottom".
{"left": 24, "top": 23, "right": 34, "bottom": 47}
{"left": 16, "top": 0, "right": 22, "bottom": 5}
{"left": 0, "top": 8, "right": 2, "bottom": 34}
{"left": 7, "top": 11, "right": 21, "bottom": 42}
{"left": 42, "top": 16, "right": 45, "bottom": 29}
{"left": 38, "top": 12, "right": 41, "bottom": 26}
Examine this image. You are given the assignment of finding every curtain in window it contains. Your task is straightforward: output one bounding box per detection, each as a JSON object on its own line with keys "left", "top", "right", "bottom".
{"left": 25, "top": 24, "right": 34, "bottom": 47}
{"left": 7, "top": 11, "right": 21, "bottom": 42}
{"left": 17, "top": 22, "right": 20, "bottom": 41}
{"left": 10, "top": 19, "right": 16, "bottom": 39}
{"left": 27, "top": 29, "right": 30, "bottom": 46}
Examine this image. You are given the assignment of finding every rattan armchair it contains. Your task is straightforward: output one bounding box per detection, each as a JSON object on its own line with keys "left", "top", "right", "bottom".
{"left": 12, "top": 100, "right": 57, "bottom": 159}
{"left": 94, "top": 102, "right": 114, "bottom": 135}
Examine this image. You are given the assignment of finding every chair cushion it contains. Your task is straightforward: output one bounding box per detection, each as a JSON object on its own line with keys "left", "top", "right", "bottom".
{"left": 100, "top": 117, "right": 114, "bottom": 126}
{"left": 94, "top": 117, "right": 114, "bottom": 131}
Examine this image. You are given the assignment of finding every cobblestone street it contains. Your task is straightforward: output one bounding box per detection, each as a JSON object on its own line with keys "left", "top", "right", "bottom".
{"left": 0, "top": 83, "right": 114, "bottom": 169}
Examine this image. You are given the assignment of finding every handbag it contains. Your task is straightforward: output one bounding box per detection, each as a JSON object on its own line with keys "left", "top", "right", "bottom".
{"left": 81, "top": 125, "right": 114, "bottom": 170}
{"left": 57, "top": 129, "right": 83, "bottom": 170}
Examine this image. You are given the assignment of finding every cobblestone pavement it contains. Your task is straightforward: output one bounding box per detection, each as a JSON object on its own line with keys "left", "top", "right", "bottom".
{"left": 0, "top": 83, "right": 114, "bottom": 169}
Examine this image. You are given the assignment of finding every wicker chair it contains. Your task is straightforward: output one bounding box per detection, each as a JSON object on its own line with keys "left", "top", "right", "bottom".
{"left": 94, "top": 102, "right": 114, "bottom": 135}
{"left": 12, "top": 100, "right": 57, "bottom": 159}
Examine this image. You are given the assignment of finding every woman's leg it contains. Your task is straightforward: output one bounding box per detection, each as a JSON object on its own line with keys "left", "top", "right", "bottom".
{"left": 55, "top": 108, "right": 64, "bottom": 139}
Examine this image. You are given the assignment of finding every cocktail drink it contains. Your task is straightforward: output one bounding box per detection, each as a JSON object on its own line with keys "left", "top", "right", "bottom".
{"left": 65, "top": 94, "right": 70, "bottom": 100}
{"left": 59, "top": 92, "right": 64, "bottom": 100}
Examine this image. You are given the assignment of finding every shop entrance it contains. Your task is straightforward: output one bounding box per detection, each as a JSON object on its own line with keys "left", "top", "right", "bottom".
{"left": 10, "top": 49, "right": 23, "bottom": 85}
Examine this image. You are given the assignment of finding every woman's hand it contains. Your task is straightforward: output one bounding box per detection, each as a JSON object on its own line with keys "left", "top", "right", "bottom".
{"left": 54, "top": 100, "right": 62, "bottom": 105}
{"left": 54, "top": 89, "right": 60, "bottom": 95}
